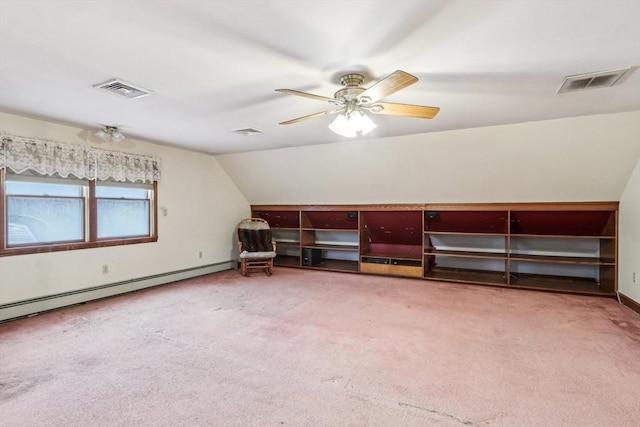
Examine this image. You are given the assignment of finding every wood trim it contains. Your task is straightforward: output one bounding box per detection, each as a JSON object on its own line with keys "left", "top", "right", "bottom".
{"left": 1, "top": 178, "right": 159, "bottom": 257}
{"left": 0, "top": 236, "right": 158, "bottom": 257}
{"left": 152, "top": 181, "right": 159, "bottom": 239}
{"left": 253, "top": 202, "right": 619, "bottom": 212}
{"left": 619, "top": 293, "right": 640, "bottom": 316}
{"left": 352, "top": 204, "right": 425, "bottom": 211}
{"left": 89, "top": 180, "right": 98, "bottom": 241}
{"left": 0, "top": 168, "right": 5, "bottom": 251}
{"left": 423, "top": 202, "right": 619, "bottom": 211}
{"left": 254, "top": 204, "right": 425, "bottom": 212}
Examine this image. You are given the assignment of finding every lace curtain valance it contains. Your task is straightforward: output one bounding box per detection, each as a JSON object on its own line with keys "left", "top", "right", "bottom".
{"left": 0, "top": 134, "right": 161, "bottom": 183}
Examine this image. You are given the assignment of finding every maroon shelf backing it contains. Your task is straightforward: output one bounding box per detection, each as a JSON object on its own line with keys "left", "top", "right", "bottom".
{"left": 366, "top": 243, "right": 422, "bottom": 259}
{"left": 510, "top": 211, "right": 614, "bottom": 236}
{"left": 425, "top": 211, "right": 508, "bottom": 233}
{"left": 252, "top": 210, "right": 299, "bottom": 228}
{"left": 304, "top": 211, "right": 358, "bottom": 229}
{"left": 361, "top": 211, "right": 423, "bottom": 246}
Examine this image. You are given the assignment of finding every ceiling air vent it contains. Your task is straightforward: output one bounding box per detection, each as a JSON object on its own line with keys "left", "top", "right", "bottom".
{"left": 231, "top": 128, "right": 264, "bottom": 136}
{"left": 557, "top": 68, "right": 631, "bottom": 94}
{"left": 93, "top": 78, "right": 153, "bottom": 99}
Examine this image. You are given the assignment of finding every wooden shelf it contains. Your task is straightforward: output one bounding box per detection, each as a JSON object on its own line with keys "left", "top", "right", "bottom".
{"left": 362, "top": 250, "right": 422, "bottom": 261}
{"left": 274, "top": 255, "right": 300, "bottom": 267}
{"left": 510, "top": 273, "right": 614, "bottom": 295}
{"left": 426, "top": 249, "right": 507, "bottom": 259}
{"left": 274, "top": 241, "right": 300, "bottom": 247}
{"left": 509, "top": 254, "right": 615, "bottom": 265}
{"left": 426, "top": 231, "right": 507, "bottom": 237}
{"left": 512, "top": 233, "right": 616, "bottom": 240}
{"left": 424, "top": 267, "right": 507, "bottom": 285}
{"left": 361, "top": 262, "right": 422, "bottom": 278}
{"left": 307, "top": 259, "right": 359, "bottom": 272}
{"left": 252, "top": 203, "right": 618, "bottom": 296}
{"left": 301, "top": 244, "right": 358, "bottom": 252}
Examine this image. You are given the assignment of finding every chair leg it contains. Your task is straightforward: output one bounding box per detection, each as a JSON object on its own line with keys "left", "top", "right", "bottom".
{"left": 266, "top": 259, "right": 273, "bottom": 276}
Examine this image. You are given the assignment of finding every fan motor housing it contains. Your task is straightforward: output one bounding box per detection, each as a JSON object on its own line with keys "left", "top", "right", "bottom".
{"left": 334, "top": 73, "right": 367, "bottom": 101}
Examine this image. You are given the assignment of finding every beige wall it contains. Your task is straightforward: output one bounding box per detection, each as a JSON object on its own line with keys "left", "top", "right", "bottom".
{"left": 2, "top": 110, "right": 639, "bottom": 311}
{"left": 216, "top": 111, "right": 640, "bottom": 205}
{"left": 0, "top": 113, "right": 250, "bottom": 306}
{"left": 618, "top": 158, "right": 640, "bottom": 302}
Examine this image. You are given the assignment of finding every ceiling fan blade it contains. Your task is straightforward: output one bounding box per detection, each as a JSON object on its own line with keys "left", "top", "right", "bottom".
{"left": 275, "top": 89, "right": 335, "bottom": 103}
{"left": 279, "top": 109, "right": 343, "bottom": 125}
{"left": 359, "top": 70, "right": 418, "bottom": 103}
{"left": 370, "top": 102, "right": 440, "bottom": 119}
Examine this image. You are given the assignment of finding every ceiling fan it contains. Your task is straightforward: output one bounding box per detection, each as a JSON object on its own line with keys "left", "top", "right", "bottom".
{"left": 275, "top": 70, "right": 440, "bottom": 135}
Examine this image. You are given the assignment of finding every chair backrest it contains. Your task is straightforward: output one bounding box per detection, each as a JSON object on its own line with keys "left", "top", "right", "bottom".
{"left": 237, "top": 218, "right": 273, "bottom": 252}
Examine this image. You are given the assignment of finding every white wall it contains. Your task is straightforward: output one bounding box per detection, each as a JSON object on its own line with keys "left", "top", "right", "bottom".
{"left": 618, "top": 158, "right": 640, "bottom": 303}
{"left": 216, "top": 111, "right": 640, "bottom": 205}
{"left": 0, "top": 113, "right": 250, "bottom": 306}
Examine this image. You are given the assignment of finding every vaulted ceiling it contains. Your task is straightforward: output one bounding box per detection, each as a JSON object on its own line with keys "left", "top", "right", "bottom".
{"left": 1, "top": 1, "right": 639, "bottom": 154}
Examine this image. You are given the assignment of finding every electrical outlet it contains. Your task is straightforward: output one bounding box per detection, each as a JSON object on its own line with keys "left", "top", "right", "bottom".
{"left": 102, "top": 264, "right": 109, "bottom": 274}
{"left": 198, "top": 251, "right": 203, "bottom": 259}
{"left": 634, "top": 272, "right": 637, "bottom": 283}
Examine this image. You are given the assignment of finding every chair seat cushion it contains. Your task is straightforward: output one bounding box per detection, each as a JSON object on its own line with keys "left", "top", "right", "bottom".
{"left": 238, "top": 228, "right": 273, "bottom": 252}
{"left": 240, "top": 250, "right": 276, "bottom": 259}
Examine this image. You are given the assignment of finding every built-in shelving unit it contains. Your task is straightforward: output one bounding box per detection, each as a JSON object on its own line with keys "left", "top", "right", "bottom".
{"left": 252, "top": 210, "right": 301, "bottom": 267}
{"left": 508, "top": 210, "right": 616, "bottom": 294}
{"left": 360, "top": 210, "right": 423, "bottom": 277}
{"left": 251, "top": 203, "right": 618, "bottom": 296}
{"left": 425, "top": 210, "right": 509, "bottom": 285}
{"left": 300, "top": 209, "right": 359, "bottom": 272}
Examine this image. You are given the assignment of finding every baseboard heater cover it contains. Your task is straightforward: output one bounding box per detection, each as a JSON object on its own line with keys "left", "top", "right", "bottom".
{"left": 0, "top": 261, "right": 234, "bottom": 322}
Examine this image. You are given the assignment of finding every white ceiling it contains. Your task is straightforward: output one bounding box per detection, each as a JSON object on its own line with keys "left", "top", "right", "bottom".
{"left": 1, "top": 0, "right": 639, "bottom": 155}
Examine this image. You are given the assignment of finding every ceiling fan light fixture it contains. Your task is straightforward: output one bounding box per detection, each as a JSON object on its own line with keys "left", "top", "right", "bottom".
{"left": 111, "top": 130, "right": 125, "bottom": 143}
{"left": 95, "top": 126, "right": 125, "bottom": 143}
{"left": 329, "top": 110, "right": 376, "bottom": 137}
{"left": 95, "top": 129, "right": 108, "bottom": 140}
{"left": 329, "top": 114, "right": 356, "bottom": 137}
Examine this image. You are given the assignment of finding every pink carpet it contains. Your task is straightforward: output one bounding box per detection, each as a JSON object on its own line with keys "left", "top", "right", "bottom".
{"left": 1, "top": 268, "right": 639, "bottom": 426}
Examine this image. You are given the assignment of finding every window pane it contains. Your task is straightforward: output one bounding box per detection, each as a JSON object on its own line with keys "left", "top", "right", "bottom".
{"left": 6, "top": 181, "right": 83, "bottom": 197}
{"left": 95, "top": 185, "right": 148, "bottom": 199}
{"left": 7, "top": 197, "right": 84, "bottom": 245}
{"left": 97, "top": 199, "right": 150, "bottom": 238}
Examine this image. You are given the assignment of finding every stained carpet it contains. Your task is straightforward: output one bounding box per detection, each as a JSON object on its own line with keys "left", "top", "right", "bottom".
{"left": 1, "top": 268, "right": 639, "bottom": 426}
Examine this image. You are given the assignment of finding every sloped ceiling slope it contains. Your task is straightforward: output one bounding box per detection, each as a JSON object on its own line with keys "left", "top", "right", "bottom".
{"left": 216, "top": 112, "right": 640, "bottom": 205}
{"left": 0, "top": 1, "right": 639, "bottom": 154}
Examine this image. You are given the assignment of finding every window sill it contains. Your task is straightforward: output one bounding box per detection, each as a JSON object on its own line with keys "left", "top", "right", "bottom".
{"left": 0, "top": 236, "right": 158, "bottom": 257}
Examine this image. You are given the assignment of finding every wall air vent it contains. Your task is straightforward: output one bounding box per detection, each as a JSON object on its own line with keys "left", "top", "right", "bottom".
{"left": 231, "top": 128, "right": 264, "bottom": 136}
{"left": 93, "top": 78, "right": 153, "bottom": 99}
{"left": 557, "top": 68, "right": 631, "bottom": 94}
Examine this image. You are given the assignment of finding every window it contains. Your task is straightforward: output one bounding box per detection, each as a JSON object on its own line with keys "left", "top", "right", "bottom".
{"left": 5, "top": 176, "right": 86, "bottom": 246}
{"left": 1, "top": 172, "right": 158, "bottom": 256}
{"left": 0, "top": 134, "right": 161, "bottom": 256}
{"left": 96, "top": 182, "right": 153, "bottom": 239}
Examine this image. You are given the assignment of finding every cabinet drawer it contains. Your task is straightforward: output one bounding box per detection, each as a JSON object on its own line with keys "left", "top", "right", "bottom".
{"left": 361, "top": 262, "right": 422, "bottom": 278}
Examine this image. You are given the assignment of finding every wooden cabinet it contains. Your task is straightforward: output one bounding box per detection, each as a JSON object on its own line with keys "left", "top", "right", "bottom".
{"left": 300, "top": 210, "right": 359, "bottom": 272}
{"left": 251, "top": 203, "right": 618, "bottom": 296}
{"left": 360, "top": 210, "right": 423, "bottom": 277}
{"left": 424, "top": 210, "right": 509, "bottom": 285}
{"left": 252, "top": 210, "right": 300, "bottom": 267}
{"left": 508, "top": 209, "right": 616, "bottom": 294}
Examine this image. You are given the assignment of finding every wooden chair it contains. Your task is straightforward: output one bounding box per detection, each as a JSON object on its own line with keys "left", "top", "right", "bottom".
{"left": 237, "top": 218, "right": 277, "bottom": 276}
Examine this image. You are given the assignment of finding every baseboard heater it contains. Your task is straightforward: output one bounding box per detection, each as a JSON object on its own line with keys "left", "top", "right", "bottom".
{"left": 0, "top": 261, "right": 234, "bottom": 322}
